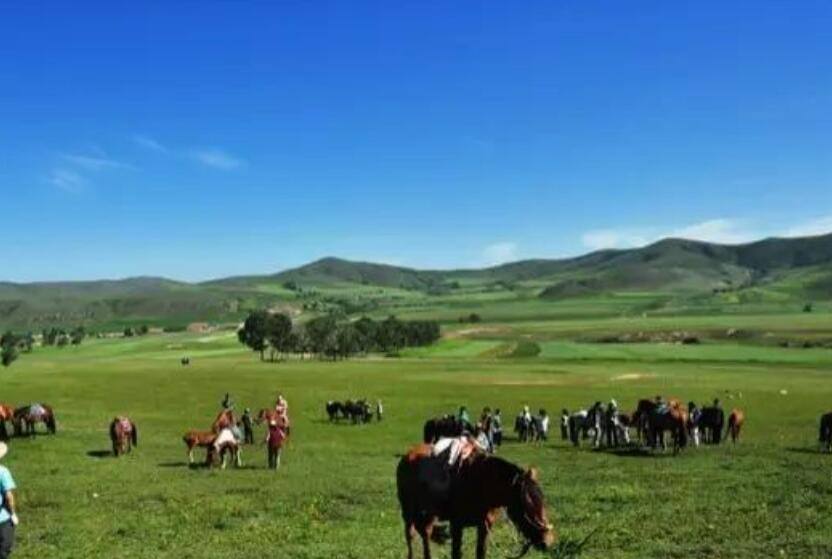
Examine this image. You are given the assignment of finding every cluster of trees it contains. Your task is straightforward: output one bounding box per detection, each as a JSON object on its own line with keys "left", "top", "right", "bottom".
{"left": 238, "top": 311, "right": 440, "bottom": 361}
{"left": 1, "top": 331, "right": 29, "bottom": 367}
{"left": 123, "top": 325, "right": 150, "bottom": 337}
{"left": 42, "top": 326, "right": 86, "bottom": 347}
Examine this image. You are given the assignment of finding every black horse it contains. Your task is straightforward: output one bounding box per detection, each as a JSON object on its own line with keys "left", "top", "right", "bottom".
{"left": 344, "top": 399, "right": 373, "bottom": 423}
{"left": 423, "top": 416, "right": 470, "bottom": 443}
{"left": 326, "top": 401, "right": 345, "bottom": 422}
{"left": 819, "top": 412, "right": 832, "bottom": 453}
{"left": 698, "top": 406, "right": 725, "bottom": 445}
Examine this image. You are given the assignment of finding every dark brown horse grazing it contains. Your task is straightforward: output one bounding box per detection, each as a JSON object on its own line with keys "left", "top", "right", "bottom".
{"left": 397, "top": 443, "right": 555, "bottom": 559}
{"left": 819, "top": 412, "right": 832, "bottom": 453}
{"left": 632, "top": 399, "right": 688, "bottom": 454}
{"left": 14, "top": 404, "right": 57, "bottom": 437}
{"left": 726, "top": 408, "right": 745, "bottom": 443}
{"left": 212, "top": 409, "right": 235, "bottom": 434}
{"left": 109, "top": 417, "right": 138, "bottom": 456}
{"left": 183, "top": 430, "right": 216, "bottom": 464}
{"left": 0, "top": 404, "right": 15, "bottom": 441}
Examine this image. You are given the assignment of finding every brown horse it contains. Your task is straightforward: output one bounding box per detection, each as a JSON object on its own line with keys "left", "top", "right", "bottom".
{"left": 726, "top": 408, "right": 745, "bottom": 443}
{"left": 397, "top": 443, "right": 555, "bottom": 559}
{"left": 109, "top": 417, "right": 138, "bottom": 456}
{"left": 183, "top": 430, "right": 217, "bottom": 464}
{"left": 0, "top": 404, "right": 15, "bottom": 441}
{"left": 212, "top": 409, "right": 235, "bottom": 434}
{"left": 632, "top": 399, "right": 688, "bottom": 454}
{"left": 14, "top": 403, "right": 57, "bottom": 437}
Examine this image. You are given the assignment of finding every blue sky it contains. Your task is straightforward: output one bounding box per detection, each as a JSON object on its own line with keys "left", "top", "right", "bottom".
{"left": 2, "top": 2, "right": 830, "bottom": 281}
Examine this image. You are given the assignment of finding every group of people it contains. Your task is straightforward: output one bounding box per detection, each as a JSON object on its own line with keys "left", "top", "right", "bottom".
{"left": 218, "top": 392, "right": 290, "bottom": 470}
{"left": 563, "top": 399, "right": 630, "bottom": 448}
{"left": 516, "top": 405, "right": 551, "bottom": 442}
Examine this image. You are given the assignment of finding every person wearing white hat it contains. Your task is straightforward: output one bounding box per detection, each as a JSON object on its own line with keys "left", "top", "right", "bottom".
{"left": 0, "top": 442, "right": 17, "bottom": 559}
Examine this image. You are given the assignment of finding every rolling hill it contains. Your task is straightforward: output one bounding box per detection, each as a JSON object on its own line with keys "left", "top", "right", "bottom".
{"left": 1, "top": 233, "right": 831, "bottom": 330}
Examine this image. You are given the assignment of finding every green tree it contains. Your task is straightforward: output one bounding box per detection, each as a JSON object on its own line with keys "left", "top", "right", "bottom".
{"left": 123, "top": 327, "right": 135, "bottom": 338}
{"left": 238, "top": 310, "right": 269, "bottom": 360}
{"left": 305, "top": 316, "right": 337, "bottom": 359}
{"left": 71, "top": 326, "right": 86, "bottom": 345}
{"left": 266, "top": 313, "right": 294, "bottom": 361}
{"left": 138, "top": 324, "right": 150, "bottom": 335}
{"left": 1, "top": 332, "right": 19, "bottom": 367}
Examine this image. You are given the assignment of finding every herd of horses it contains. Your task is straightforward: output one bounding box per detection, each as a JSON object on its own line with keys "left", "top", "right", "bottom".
{"left": 0, "top": 403, "right": 57, "bottom": 440}
{"left": 325, "top": 399, "right": 376, "bottom": 423}
{"left": 565, "top": 398, "right": 747, "bottom": 455}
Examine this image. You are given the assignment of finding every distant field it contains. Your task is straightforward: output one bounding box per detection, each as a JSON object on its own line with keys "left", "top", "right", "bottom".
{"left": 4, "top": 315, "right": 832, "bottom": 558}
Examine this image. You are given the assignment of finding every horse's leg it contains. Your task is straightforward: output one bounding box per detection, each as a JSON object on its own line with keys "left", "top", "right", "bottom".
{"left": 451, "top": 522, "right": 463, "bottom": 559}
{"left": 476, "top": 524, "right": 489, "bottom": 559}
{"left": 418, "top": 522, "right": 433, "bottom": 559}
{"left": 404, "top": 522, "right": 416, "bottom": 559}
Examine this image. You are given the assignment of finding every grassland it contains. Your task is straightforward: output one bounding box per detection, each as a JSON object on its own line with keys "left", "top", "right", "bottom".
{"left": 3, "top": 307, "right": 832, "bottom": 559}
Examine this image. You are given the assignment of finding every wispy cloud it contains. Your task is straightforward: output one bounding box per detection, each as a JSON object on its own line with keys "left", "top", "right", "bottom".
{"left": 581, "top": 230, "right": 650, "bottom": 251}
{"left": 61, "top": 153, "right": 132, "bottom": 171}
{"left": 784, "top": 215, "right": 832, "bottom": 238}
{"left": 190, "top": 148, "right": 244, "bottom": 170}
{"left": 49, "top": 169, "right": 88, "bottom": 193}
{"left": 581, "top": 215, "right": 832, "bottom": 251}
{"left": 482, "top": 242, "right": 519, "bottom": 266}
{"left": 133, "top": 135, "right": 169, "bottom": 154}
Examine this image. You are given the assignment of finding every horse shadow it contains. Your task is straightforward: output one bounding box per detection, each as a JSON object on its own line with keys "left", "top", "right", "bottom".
{"left": 604, "top": 446, "right": 677, "bottom": 459}
{"left": 87, "top": 450, "right": 114, "bottom": 459}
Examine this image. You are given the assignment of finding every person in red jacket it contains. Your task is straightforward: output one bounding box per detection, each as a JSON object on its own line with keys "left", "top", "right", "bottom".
{"left": 266, "top": 420, "right": 287, "bottom": 470}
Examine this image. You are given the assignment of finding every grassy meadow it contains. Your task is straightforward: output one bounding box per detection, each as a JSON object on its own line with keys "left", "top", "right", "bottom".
{"left": 2, "top": 308, "right": 832, "bottom": 559}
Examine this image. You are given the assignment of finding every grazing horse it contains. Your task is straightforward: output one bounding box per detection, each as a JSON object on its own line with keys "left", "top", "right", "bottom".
{"left": 726, "top": 408, "right": 745, "bottom": 444}
{"left": 397, "top": 444, "right": 555, "bottom": 559}
{"left": 109, "top": 416, "right": 138, "bottom": 456}
{"left": 183, "top": 430, "right": 216, "bottom": 464}
{"left": 698, "top": 406, "right": 725, "bottom": 445}
{"left": 14, "top": 404, "right": 57, "bottom": 437}
{"left": 326, "top": 401, "right": 345, "bottom": 422}
{"left": 632, "top": 400, "right": 687, "bottom": 454}
{"left": 819, "top": 412, "right": 832, "bottom": 453}
{"left": 212, "top": 409, "right": 235, "bottom": 434}
{"left": 423, "top": 416, "right": 466, "bottom": 444}
{"left": 0, "top": 404, "right": 15, "bottom": 441}
{"left": 344, "top": 399, "right": 373, "bottom": 423}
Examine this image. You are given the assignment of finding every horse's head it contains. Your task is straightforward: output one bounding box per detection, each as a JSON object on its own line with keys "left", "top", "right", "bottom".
{"left": 506, "top": 468, "right": 556, "bottom": 555}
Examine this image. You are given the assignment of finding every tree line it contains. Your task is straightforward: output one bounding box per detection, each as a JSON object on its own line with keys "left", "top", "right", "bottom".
{"left": 237, "top": 311, "right": 441, "bottom": 361}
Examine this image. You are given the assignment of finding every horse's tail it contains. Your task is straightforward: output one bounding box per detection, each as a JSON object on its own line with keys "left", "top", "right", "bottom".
{"left": 47, "top": 412, "right": 57, "bottom": 434}
{"left": 131, "top": 422, "right": 138, "bottom": 447}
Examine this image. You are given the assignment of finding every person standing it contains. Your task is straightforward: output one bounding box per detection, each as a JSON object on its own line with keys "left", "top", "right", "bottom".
{"left": 492, "top": 409, "right": 503, "bottom": 449}
{"left": 375, "top": 400, "right": 383, "bottom": 422}
{"left": 538, "top": 409, "right": 550, "bottom": 442}
{"left": 0, "top": 442, "right": 18, "bottom": 559}
{"left": 241, "top": 408, "right": 254, "bottom": 445}
{"left": 560, "top": 409, "right": 570, "bottom": 441}
{"left": 266, "top": 420, "right": 287, "bottom": 470}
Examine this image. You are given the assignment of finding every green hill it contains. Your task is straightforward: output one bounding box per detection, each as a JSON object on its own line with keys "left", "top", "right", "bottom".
{"left": 1, "top": 233, "right": 831, "bottom": 330}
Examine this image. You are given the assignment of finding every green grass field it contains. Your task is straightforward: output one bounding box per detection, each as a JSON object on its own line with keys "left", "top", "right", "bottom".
{"left": 3, "top": 312, "right": 832, "bottom": 558}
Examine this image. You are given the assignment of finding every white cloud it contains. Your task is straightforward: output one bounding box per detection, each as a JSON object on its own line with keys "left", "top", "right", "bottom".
{"left": 581, "top": 230, "right": 650, "bottom": 251}
{"left": 482, "top": 242, "right": 519, "bottom": 266}
{"left": 133, "top": 135, "right": 168, "bottom": 154}
{"left": 49, "top": 169, "right": 87, "bottom": 193}
{"left": 61, "top": 153, "right": 131, "bottom": 171}
{"left": 783, "top": 215, "right": 832, "bottom": 238}
{"left": 668, "top": 218, "right": 758, "bottom": 245}
{"left": 190, "top": 148, "right": 244, "bottom": 170}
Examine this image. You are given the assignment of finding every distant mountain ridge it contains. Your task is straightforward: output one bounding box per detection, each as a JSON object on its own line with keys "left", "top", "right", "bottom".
{"left": 2, "top": 232, "right": 831, "bottom": 329}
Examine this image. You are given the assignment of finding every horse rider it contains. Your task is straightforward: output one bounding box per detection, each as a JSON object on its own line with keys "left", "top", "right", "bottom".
{"left": 221, "top": 393, "right": 234, "bottom": 411}
{"left": 241, "top": 408, "right": 254, "bottom": 445}
{"left": 275, "top": 394, "right": 288, "bottom": 415}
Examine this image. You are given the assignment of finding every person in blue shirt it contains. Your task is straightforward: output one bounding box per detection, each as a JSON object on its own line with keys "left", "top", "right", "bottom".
{"left": 0, "top": 442, "right": 18, "bottom": 559}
